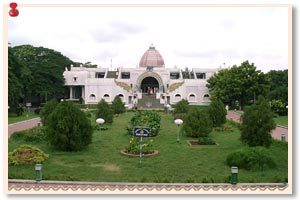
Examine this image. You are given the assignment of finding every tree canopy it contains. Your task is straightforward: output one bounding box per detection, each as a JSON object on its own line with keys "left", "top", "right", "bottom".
{"left": 207, "top": 61, "right": 270, "bottom": 110}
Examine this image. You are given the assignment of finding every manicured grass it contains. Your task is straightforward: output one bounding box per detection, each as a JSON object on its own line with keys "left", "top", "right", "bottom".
{"left": 273, "top": 116, "right": 288, "bottom": 127}
{"left": 8, "top": 112, "right": 39, "bottom": 124}
{"left": 8, "top": 111, "right": 288, "bottom": 183}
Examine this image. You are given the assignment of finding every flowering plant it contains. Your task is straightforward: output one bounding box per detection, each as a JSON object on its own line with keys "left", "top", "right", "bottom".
{"left": 125, "top": 137, "right": 154, "bottom": 154}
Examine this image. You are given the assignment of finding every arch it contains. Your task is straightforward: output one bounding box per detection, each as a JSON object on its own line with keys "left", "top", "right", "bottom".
{"left": 89, "top": 94, "right": 96, "bottom": 101}
{"left": 188, "top": 93, "right": 197, "bottom": 102}
{"left": 203, "top": 94, "right": 210, "bottom": 102}
{"left": 174, "top": 93, "right": 182, "bottom": 102}
{"left": 103, "top": 94, "right": 111, "bottom": 102}
{"left": 118, "top": 93, "right": 125, "bottom": 102}
{"left": 136, "top": 72, "right": 164, "bottom": 93}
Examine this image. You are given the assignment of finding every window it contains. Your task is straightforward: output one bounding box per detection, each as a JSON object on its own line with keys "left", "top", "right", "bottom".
{"left": 89, "top": 94, "right": 96, "bottom": 101}
{"left": 121, "top": 72, "right": 130, "bottom": 79}
{"left": 73, "top": 76, "right": 77, "bottom": 81}
{"left": 95, "top": 72, "right": 105, "bottom": 78}
{"left": 196, "top": 73, "right": 206, "bottom": 79}
{"left": 170, "top": 72, "right": 180, "bottom": 79}
{"left": 203, "top": 94, "right": 210, "bottom": 101}
{"left": 118, "top": 94, "right": 124, "bottom": 101}
{"left": 103, "top": 94, "right": 110, "bottom": 102}
{"left": 188, "top": 94, "right": 196, "bottom": 102}
{"left": 175, "top": 94, "right": 181, "bottom": 101}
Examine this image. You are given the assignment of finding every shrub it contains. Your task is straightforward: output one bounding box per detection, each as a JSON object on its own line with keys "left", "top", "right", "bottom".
{"left": 127, "top": 111, "right": 161, "bottom": 136}
{"left": 111, "top": 95, "right": 126, "bottom": 114}
{"left": 45, "top": 101, "right": 93, "bottom": 151}
{"left": 24, "top": 127, "right": 45, "bottom": 142}
{"left": 198, "top": 137, "right": 216, "bottom": 145}
{"left": 183, "top": 108, "right": 213, "bottom": 138}
{"left": 226, "top": 147, "right": 277, "bottom": 170}
{"left": 15, "top": 105, "right": 24, "bottom": 116}
{"left": 96, "top": 99, "right": 113, "bottom": 124}
{"left": 173, "top": 99, "right": 189, "bottom": 114}
{"left": 39, "top": 99, "right": 58, "bottom": 126}
{"left": 8, "top": 145, "right": 49, "bottom": 165}
{"left": 241, "top": 96, "right": 276, "bottom": 147}
{"left": 208, "top": 99, "right": 227, "bottom": 127}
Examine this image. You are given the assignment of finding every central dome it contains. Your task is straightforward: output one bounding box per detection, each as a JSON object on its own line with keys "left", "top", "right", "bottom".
{"left": 139, "top": 44, "right": 165, "bottom": 68}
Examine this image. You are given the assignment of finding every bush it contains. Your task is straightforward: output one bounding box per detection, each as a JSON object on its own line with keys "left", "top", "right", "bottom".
{"left": 24, "top": 127, "right": 45, "bottom": 142}
{"left": 198, "top": 137, "right": 216, "bottom": 145}
{"left": 15, "top": 105, "right": 24, "bottom": 116}
{"left": 127, "top": 111, "right": 161, "bottom": 136}
{"left": 226, "top": 147, "right": 277, "bottom": 170}
{"left": 125, "top": 137, "right": 154, "bottom": 154}
{"left": 8, "top": 145, "right": 49, "bottom": 165}
{"left": 111, "top": 95, "right": 126, "bottom": 114}
{"left": 39, "top": 99, "right": 58, "bottom": 126}
{"left": 173, "top": 99, "right": 189, "bottom": 114}
{"left": 183, "top": 108, "right": 213, "bottom": 138}
{"left": 208, "top": 99, "right": 227, "bottom": 127}
{"left": 34, "top": 107, "right": 42, "bottom": 114}
{"left": 96, "top": 99, "right": 113, "bottom": 124}
{"left": 45, "top": 101, "right": 93, "bottom": 151}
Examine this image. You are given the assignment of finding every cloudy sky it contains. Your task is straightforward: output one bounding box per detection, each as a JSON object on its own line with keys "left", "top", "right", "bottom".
{"left": 8, "top": 5, "right": 289, "bottom": 72}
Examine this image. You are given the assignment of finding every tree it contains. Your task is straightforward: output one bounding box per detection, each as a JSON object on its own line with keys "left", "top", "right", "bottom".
{"left": 173, "top": 99, "right": 189, "bottom": 114}
{"left": 45, "top": 101, "right": 93, "bottom": 151}
{"left": 183, "top": 108, "right": 213, "bottom": 138}
{"left": 240, "top": 96, "right": 276, "bottom": 147}
{"left": 111, "top": 95, "right": 126, "bottom": 114}
{"left": 208, "top": 99, "right": 227, "bottom": 127}
{"left": 10, "top": 45, "right": 75, "bottom": 105}
{"left": 96, "top": 99, "right": 113, "bottom": 124}
{"left": 39, "top": 99, "right": 58, "bottom": 126}
{"left": 207, "top": 61, "right": 270, "bottom": 110}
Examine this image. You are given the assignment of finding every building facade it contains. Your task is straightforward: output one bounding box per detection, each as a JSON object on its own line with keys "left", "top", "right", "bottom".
{"left": 63, "top": 44, "right": 219, "bottom": 109}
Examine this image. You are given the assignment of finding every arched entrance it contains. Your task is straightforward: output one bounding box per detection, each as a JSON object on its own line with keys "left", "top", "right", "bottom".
{"left": 141, "top": 77, "right": 159, "bottom": 94}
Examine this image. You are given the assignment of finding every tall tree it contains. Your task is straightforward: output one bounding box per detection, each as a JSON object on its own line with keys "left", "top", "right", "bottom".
{"left": 240, "top": 96, "right": 276, "bottom": 147}
{"left": 267, "top": 69, "right": 288, "bottom": 106}
{"left": 207, "top": 61, "right": 270, "bottom": 109}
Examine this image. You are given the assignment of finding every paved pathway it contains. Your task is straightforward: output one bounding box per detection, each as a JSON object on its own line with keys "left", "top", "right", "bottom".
{"left": 8, "top": 117, "right": 41, "bottom": 137}
{"left": 226, "top": 111, "right": 288, "bottom": 141}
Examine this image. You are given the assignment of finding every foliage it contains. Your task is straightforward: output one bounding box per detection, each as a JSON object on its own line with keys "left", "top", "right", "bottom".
{"left": 15, "top": 105, "right": 24, "bottom": 116}
{"left": 8, "top": 145, "right": 49, "bottom": 165}
{"left": 215, "top": 124, "right": 233, "bottom": 132}
{"left": 96, "top": 99, "right": 114, "bottom": 124}
{"left": 127, "top": 111, "right": 161, "bottom": 136}
{"left": 207, "top": 61, "right": 270, "bottom": 109}
{"left": 183, "top": 108, "right": 213, "bottom": 138}
{"left": 267, "top": 70, "right": 288, "bottom": 106}
{"left": 208, "top": 99, "right": 227, "bottom": 127}
{"left": 198, "top": 137, "right": 216, "bottom": 145}
{"left": 45, "top": 101, "right": 93, "bottom": 151}
{"left": 226, "top": 147, "right": 277, "bottom": 170}
{"left": 173, "top": 99, "right": 189, "bottom": 114}
{"left": 125, "top": 137, "right": 154, "bottom": 154}
{"left": 11, "top": 127, "right": 47, "bottom": 142}
{"left": 111, "top": 95, "right": 126, "bottom": 114}
{"left": 9, "top": 45, "right": 75, "bottom": 106}
{"left": 39, "top": 99, "right": 58, "bottom": 126}
{"left": 269, "top": 99, "right": 287, "bottom": 116}
{"left": 240, "top": 96, "right": 276, "bottom": 147}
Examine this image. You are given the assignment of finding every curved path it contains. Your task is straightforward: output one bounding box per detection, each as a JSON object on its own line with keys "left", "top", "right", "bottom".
{"left": 8, "top": 117, "right": 41, "bottom": 138}
{"left": 226, "top": 111, "right": 288, "bottom": 141}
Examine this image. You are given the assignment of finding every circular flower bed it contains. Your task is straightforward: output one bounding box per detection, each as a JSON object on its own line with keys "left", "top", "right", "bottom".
{"left": 120, "top": 150, "right": 159, "bottom": 157}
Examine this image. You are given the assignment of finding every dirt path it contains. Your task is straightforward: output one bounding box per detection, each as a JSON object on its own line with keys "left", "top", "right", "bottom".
{"left": 226, "top": 111, "right": 288, "bottom": 141}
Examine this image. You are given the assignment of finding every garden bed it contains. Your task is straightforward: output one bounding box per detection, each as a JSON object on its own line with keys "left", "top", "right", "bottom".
{"left": 120, "top": 150, "right": 159, "bottom": 157}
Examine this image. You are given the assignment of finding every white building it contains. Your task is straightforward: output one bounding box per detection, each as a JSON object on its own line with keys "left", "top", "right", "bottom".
{"left": 63, "top": 44, "right": 219, "bottom": 109}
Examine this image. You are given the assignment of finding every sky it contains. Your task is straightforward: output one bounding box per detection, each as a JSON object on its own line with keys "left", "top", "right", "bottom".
{"left": 8, "top": 5, "right": 289, "bottom": 72}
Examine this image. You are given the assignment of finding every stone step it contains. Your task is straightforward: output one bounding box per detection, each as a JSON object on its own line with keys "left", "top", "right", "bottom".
{"left": 137, "top": 94, "right": 163, "bottom": 109}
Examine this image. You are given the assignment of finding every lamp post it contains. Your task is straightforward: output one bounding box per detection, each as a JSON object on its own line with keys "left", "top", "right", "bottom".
{"left": 96, "top": 118, "right": 105, "bottom": 141}
{"left": 174, "top": 119, "right": 183, "bottom": 143}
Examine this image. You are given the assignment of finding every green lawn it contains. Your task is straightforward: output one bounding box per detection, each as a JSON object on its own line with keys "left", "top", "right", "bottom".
{"left": 273, "top": 116, "right": 288, "bottom": 127}
{"left": 8, "top": 112, "right": 39, "bottom": 124}
{"left": 8, "top": 111, "right": 288, "bottom": 183}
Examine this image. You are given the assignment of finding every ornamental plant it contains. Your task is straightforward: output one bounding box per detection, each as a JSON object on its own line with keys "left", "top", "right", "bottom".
{"left": 96, "top": 99, "right": 113, "bottom": 124}
{"left": 8, "top": 145, "right": 49, "bottom": 165}
{"left": 126, "top": 111, "right": 161, "bottom": 136}
{"left": 125, "top": 137, "right": 154, "bottom": 154}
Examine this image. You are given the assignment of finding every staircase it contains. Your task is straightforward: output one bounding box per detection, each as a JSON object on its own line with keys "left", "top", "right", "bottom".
{"left": 137, "top": 94, "right": 163, "bottom": 109}
{"left": 106, "top": 71, "right": 118, "bottom": 79}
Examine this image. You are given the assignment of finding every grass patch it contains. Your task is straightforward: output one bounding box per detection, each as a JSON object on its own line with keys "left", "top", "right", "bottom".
{"left": 8, "top": 111, "right": 288, "bottom": 183}
{"left": 8, "top": 112, "right": 39, "bottom": 124}
{"left": 273, "top": 116, "right": 288, "bottom": 127}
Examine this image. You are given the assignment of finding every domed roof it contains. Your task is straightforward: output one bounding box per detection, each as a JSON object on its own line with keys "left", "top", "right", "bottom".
{"left": 139, "top": 44, "right": 165, "bottom": 68}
